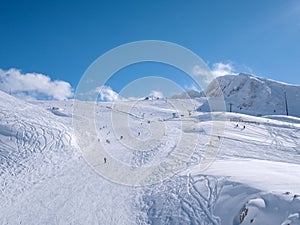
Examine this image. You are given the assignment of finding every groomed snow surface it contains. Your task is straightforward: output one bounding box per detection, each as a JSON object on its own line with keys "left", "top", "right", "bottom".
{"left": 1, "top": 83, "right": 300, "bottom": 224}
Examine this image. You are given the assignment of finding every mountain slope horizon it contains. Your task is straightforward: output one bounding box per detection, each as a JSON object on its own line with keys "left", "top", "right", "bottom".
{"left": 196, "top": 73, "right": 300, "bottom": 117}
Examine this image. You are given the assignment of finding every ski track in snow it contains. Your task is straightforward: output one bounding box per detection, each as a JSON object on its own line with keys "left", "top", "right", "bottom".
{"left": 1, "top": 91, "right": 300, "bottom": 224}
{"left": 135, "top": 175, "right": 223, "bottom": 225}
{"left": 0, "top": 99, "right": 134, "bottom": 224}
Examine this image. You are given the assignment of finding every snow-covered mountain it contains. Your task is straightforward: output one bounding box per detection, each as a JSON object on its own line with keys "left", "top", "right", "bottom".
{"left": 1, "top": 87, "right": 300, "bottom": 224}
{"left": 198, "top": 73, "right": 300, "bottom": 117}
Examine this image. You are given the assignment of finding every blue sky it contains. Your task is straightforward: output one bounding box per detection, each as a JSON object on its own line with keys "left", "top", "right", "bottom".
{"left": 0, "top": 0, "right": 300, "bottom": 99}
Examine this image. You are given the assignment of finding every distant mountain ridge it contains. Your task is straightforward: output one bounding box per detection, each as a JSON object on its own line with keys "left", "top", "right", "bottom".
{"left": 171, "top": 89, "right": 204, "bottom": 99}
{"left": 197, "top": 73, "right": 300, "bottom": 117}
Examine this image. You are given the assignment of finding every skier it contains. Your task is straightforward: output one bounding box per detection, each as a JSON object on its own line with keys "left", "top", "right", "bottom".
{"left": 104, "top": 157, "right": 107, "bottom": 163}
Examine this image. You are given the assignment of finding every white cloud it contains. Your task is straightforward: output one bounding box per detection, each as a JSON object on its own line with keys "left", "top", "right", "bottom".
{"left": 192, "top": 62, "right": 236, "bottom": 78}
{"left": 149, "top": 90, "right": 164, "bottom": 99}
{"left": 211, "top": 62, "right": 236, "bottom": 77}
{"left": 0, "top": 68, "right": 73, "bottom": 100}
{"left": 96, "top": 86, "right": 120, "bottom": 101}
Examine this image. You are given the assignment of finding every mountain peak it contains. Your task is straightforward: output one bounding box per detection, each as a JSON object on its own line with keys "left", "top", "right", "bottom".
{"left": 198, "top": 73, "right": 300, "bottom": 117}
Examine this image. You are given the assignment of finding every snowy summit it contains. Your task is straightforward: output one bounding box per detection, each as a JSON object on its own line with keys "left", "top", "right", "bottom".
{"left": 198, "top": 73, "right": 300, "bottom": 117}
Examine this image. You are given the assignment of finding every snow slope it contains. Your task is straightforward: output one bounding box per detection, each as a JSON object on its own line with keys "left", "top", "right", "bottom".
{"left": 0, "top": 92, "right": 133, "bottom": 224}
{"left": 198, "top": 73, "right": 300, "bottom": 117}
{"left": 1, "top": 89, "right": 300, "bottom": 224}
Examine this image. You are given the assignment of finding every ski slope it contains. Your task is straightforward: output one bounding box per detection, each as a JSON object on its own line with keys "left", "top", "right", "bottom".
{"left": 1, "top": 89, "right": 300, "bottom": 224}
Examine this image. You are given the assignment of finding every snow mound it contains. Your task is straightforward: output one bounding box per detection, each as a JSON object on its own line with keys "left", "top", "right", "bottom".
{"left": 49, "top": 106, "right": 70, "bottom": 117}
{"left": 247, "top": 198, "right": 266, "bottom": 208}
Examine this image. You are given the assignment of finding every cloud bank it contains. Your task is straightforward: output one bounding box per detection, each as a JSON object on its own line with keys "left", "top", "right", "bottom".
{"left": 192, "top": 62, "right": 236, "bottom": 78}
{"left": 211, "top": 62, "right": 236, "bottom": 77}
{"left": 0, "top": 68, "right": 73, "bottom": 100}
{"left": 94, "top": 86, "right": 166, "bottom": 102}
{"left": 96, "top": 86, "right": 121, "bottom": 101}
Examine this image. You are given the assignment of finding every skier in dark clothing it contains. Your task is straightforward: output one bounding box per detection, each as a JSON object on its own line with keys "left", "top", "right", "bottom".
{"left": 104, "top": 157, "right": 107, "bottom": 163}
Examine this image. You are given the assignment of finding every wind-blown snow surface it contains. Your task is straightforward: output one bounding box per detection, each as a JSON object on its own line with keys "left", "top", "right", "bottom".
{"left": 1, "top": 89, "right": 300, "bottom": 224}
{"left": 198, "top": 73, "right": 300, "bottom": 117}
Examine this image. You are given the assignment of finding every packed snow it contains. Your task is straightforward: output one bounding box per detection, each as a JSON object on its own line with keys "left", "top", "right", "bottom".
{"left": 1, "top": 74, "right": 300, "bottom": 224}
